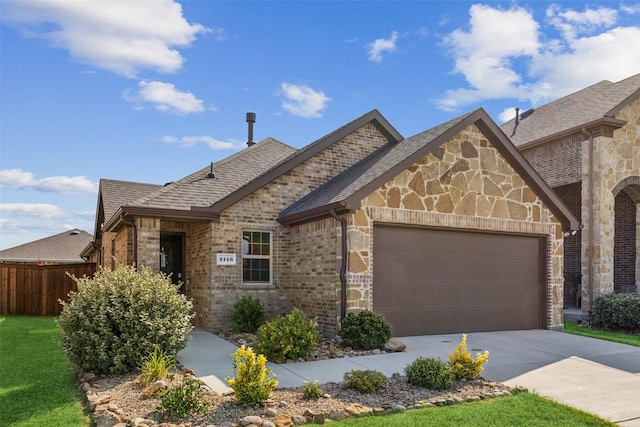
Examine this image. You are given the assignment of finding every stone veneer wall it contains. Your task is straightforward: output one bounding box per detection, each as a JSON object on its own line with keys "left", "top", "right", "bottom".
{"left": 580, "top": 98, "right": 640, "bottom": 310}
{"left": 207, "top": 123, "right": 392, "bottom": 331}
{"left": 350, "top": 124, "right": 566, "bottom": 328}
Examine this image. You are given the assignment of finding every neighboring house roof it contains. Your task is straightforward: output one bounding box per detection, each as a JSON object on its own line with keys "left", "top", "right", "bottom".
{"left": 502, "top": 73, "right": 640, "bottom": 147}
{"left": 279, "top": 108, "right": 581, "bottom": 232}
{"left": 0, "top": 229, "right": 92, "bottom": 263}
{"left": 101, "top": 138, "right": 297, "bottom": 232}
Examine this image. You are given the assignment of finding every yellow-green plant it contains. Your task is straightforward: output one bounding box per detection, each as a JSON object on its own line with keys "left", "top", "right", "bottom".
{"left": 137, "top": 347, "right": 175, "bottom": 387}
{"left": 302, "top": 380, "right": 324, "bottom": 399}
{"left": 448, "top": 334, "right": 489, "bottom": 380}
{"left": 226, "top": 345, "right": 278, "bottom": 404}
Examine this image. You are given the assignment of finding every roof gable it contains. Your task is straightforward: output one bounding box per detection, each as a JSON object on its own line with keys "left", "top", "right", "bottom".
{"left": 280, "top": 108, "right": 580, "bottom": 232}
{"left": 502, "top": 73, "right": 640, "bottom": 147}
{"left": 0, "top": 229, "right": 92, "bottom": 263}
{"left": 209, "top": 109, "right": 403, "bottom": 213}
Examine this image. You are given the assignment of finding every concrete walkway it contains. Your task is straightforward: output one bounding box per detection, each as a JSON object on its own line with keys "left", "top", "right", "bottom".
{"left": 178, "top": 329, "right": 640, "bottom": 426}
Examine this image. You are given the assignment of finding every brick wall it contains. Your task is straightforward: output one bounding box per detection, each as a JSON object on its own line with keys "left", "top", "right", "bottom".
{"left": 521, "top": 134, "right": 582, "bottom": 188}
{"left": 189, "top": 222, "right": 213, "bottom": 328}
{"left": 554, "top": 182, "right": 582, "bottom": 306}
{"left": 614, "top": 190, "right": 637, "bottom": 292}
{"left": 208, "top": 122, "right": 391, "bottom": 331}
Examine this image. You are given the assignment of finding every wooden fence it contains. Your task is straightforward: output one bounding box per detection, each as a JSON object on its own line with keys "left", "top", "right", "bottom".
{"left": 0, "top": 263, "right": 96, "bottom": 316}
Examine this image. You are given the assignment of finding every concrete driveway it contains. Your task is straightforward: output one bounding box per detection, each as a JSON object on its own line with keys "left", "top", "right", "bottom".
{"left": 178, "top": 329, "right": 640, "bottom": 426}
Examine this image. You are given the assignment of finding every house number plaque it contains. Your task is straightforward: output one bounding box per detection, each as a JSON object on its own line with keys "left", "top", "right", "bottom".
{"left": 216, "top": 254, "right": 236, "bottom": 265}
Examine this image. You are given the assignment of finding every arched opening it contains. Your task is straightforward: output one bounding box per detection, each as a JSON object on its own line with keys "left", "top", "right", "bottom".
{"left": 613, "top": 177, "right": 640, "bottom": 294}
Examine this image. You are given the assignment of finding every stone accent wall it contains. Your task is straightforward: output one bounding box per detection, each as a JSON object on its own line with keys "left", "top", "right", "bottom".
{"left": 208, "top": 123, "right": 391, "bottom": 331}
{"left": 352, "top": 124, "right": 565, "bottom": 328}
{"left": 521, "top": 134, "right": 582, "bottom": 188}
{"left": 580, "top": 97, "right": 640, "bottom": 310}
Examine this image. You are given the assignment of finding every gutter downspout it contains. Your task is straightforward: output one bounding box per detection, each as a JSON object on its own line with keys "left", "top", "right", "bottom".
{"left": 581, "top": 127, "right": 595, "bottom": 320}
{"left": 330, "top": 209, "right": 348, "bottom": 321}
{"left": 120, "top": 214, "right": 138, "bottom": 267}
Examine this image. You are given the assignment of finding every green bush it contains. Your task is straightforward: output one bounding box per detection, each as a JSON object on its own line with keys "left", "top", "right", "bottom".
{"left": 302, "top": 380, "right": 324, "bottom": 399}
{"left": 448, "top": 334, "right": 489, "bottom": 380}
{"left": 254, "top": 308, "right": 320, "bottom": 362}
{"left": 157, "top": 375, "right": 210, "bottom": 419}
{"left": 343, "top": 369, "right": 387, "bottom": 393}
{"left": 339, "top": 310, "right": 392, "bottom": 350}
{"left": 58, "top": 265, "right": 194, "bottom": 375}
{"left": 592, "top": 293, "right": 640, "bottom": 332}
{"left": 226, "top": 345, "right": 278, "bottom": 404}
{"left": 231, "top": 295, "right": 267, "bottom": 333}
{"left": 405, "top": 357, "right": 453, "bottom": 390}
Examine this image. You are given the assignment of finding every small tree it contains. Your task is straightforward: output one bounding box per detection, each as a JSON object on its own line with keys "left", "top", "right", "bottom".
{"left": 58, "top": 264, "right": 194, "bottom": 375}
{"left": 226, "top": 345, "right": 278, "bottom": 404}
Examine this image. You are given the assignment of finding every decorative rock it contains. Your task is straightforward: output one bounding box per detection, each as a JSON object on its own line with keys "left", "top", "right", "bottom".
{"left": 275, "top": 414, "right": 294, "bottom": 427}
{"left": 152, "top": 380, "right": 167, "bottom": 389}
{"left": 291, "top": 415, "right": 307, "bottom": 425}
{"left": 93, "top": 409, "right": 121, "bottom": 427}
{"left": 483, "top": 392, "right": 494, "bottom": 398}
{"left": 393, "top": 404, "right": 407, "bottom": 411}
{"left": 373, "top": 407, "right": 386, "bottom": 416}
{"left": 384, "top": 338, "right": 407, "bottom": 352}
{"left": 345, "top": 404, "right": 373, "bottom": 417}
{"left": 313, "top": 413, "right": 326, "bottom": 424}
{"left": 495, "top": 391, "right": 505, "bottom": 397}
{"left": 83, "top": 372, "right": 97, "bottom": 383}
{"left": 264, "top": 407, "right": 277, "bottom": 417}
{"left": 240, "top": 415, "right": 263, "bottom": 426}
{"left": 262, "top": 421, "right": 276, "bottom": 427}
{"left": 221, "top": 422, "right": 235, "bottom": 427}
{"left": 131, "top": 418, "right": 155, "bottom": 427}
{"left": 453, "top": 396, "right": 465, "bottom": 404}
{"left": 279, "top": 401, "right": 288, "bottom": 408}
{"left": 329, "top": 410, "right": 346, "bottom": 420}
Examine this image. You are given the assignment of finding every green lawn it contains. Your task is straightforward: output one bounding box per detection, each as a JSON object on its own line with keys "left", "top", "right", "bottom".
{"left": 331, "top": 392, "right": 615, "bottom": 427}
{"left": 564, "top": 321, "right": 640, "bottom": 347}
{"left": 0, "top": 316, "right": 90, "bottom": 427}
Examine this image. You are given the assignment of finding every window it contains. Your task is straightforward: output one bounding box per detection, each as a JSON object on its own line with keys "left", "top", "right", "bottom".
{"left": 242, "top": 230, "right": 271, "bottom": 283}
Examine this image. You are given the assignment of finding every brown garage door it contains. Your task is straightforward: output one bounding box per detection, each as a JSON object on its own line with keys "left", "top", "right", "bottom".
{"left": 373, "top": 225, "right": 543, "bottom": 336}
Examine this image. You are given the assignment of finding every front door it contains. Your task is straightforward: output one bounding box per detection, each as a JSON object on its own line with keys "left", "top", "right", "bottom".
{"left": 160, "top": 234, "right": 184, "bottom": 291}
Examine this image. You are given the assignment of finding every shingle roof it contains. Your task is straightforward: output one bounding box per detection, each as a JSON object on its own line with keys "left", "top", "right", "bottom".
{"left": 280, "top": 108, "right": 581, "bottom": 232}
{"left": 132, "top": 138, "right": 297, "bottom": 210}
{"left": 0, "top": 229, "right": 92, "bottom": 263}
{"left": 501, "top": 73, "right": 640, "bottom": 146}
{"left": 100, "top": 179, "right": 162, "bottom": 222}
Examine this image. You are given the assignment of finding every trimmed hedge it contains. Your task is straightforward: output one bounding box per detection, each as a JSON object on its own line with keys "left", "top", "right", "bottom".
{"left": 592, "top": 293, "right": 640, "bottom": 333}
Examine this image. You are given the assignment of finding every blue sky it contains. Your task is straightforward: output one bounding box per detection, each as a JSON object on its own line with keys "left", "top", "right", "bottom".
{"left": 1, "top": 1, "right": 640, "bottom": 250}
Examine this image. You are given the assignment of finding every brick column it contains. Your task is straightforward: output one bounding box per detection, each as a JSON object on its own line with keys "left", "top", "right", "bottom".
{"left": 136, "top": 217, "right": 160, "bottom": 271}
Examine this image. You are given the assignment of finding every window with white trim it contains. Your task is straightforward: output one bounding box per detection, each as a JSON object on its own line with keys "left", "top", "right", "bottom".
{"left": 242, "top": 230, "right": 271, "bottom": 283}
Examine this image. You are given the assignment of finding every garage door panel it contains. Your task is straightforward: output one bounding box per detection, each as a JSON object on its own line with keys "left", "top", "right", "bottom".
{"left": 373, "top": 226, "right": 543, "bottom": 336}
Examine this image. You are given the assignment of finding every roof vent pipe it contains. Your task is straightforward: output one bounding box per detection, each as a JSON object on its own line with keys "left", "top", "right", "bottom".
{"left": 246, "top": 112, "right": 256, "bottom": 147}
{"left": 510, "top": 107, "right": 520, "bottom": 137}
{"left": 207, "top": 162, "right": 215, "bottom": 178}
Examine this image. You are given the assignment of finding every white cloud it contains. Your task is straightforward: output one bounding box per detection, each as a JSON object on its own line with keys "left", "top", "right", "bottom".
{"left": 546, "top": 5, "right": 617, "bottom": 41}
{"left": 368, "top": 31, "right": 399, "bottom": 63}
{"left": 162, "top": 135, "right": 237, "bottom": 150}
{"left": 2, "top": 0, "right": 209, "bottom": 78}
{"left": 621, "top": 3, "right": 640, "bottom": 14}
{"left": 0, "top": 203, "right": 65, "bottom": 219}
{"left": 280, "top": 83, "right": 331, "bottom": 118}
{"left": 438, "top": 4, "right": 640, "bottom": 111}
{"left": 125, "top": 81, "right": 204, "bottom": 115}
{"left": 498, "top": 107, "right": 517, "bottom": 123}
{"left": 0, "top": 169, "right": 98, "bottom": 195}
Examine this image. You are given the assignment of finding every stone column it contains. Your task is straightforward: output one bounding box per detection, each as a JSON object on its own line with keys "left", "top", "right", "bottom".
{"left": 135, "top": 217, "right": 160, "bottom": 272}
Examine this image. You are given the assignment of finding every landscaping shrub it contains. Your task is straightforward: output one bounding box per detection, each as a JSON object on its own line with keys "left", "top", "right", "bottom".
{"left": 254, "top": 308, "right": 320, "bottom": 362}
{"left": 405, "top": 357, "right": 453, "bottom": 390}
{"left": 448, "top": 334, "right": 489, "bottom": 380}
{"left": 343, "top": 369, "right": 387, "bottom": 393}
{"left": 58, "top": 265, "right": 194, "bottom": 375}
{"left": 302, "top": 380, "right": 324, "bottom": 399}
{"left": 157, "top": 375, "right": 210, "bottom": 419}
{"left": 231, "top": 295, "right": 267, "bottom": 333}
{"left": 137, "top": 347, "right": 175, "bottom": 387}
{"left": 339, "top": 310, "right": 392, "bottom": 350}
{"left": 592, "top": 293, "right": 640, "bottom": 333}
{"left": 226, "top": 345, "right": 278, "bottom": 404}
